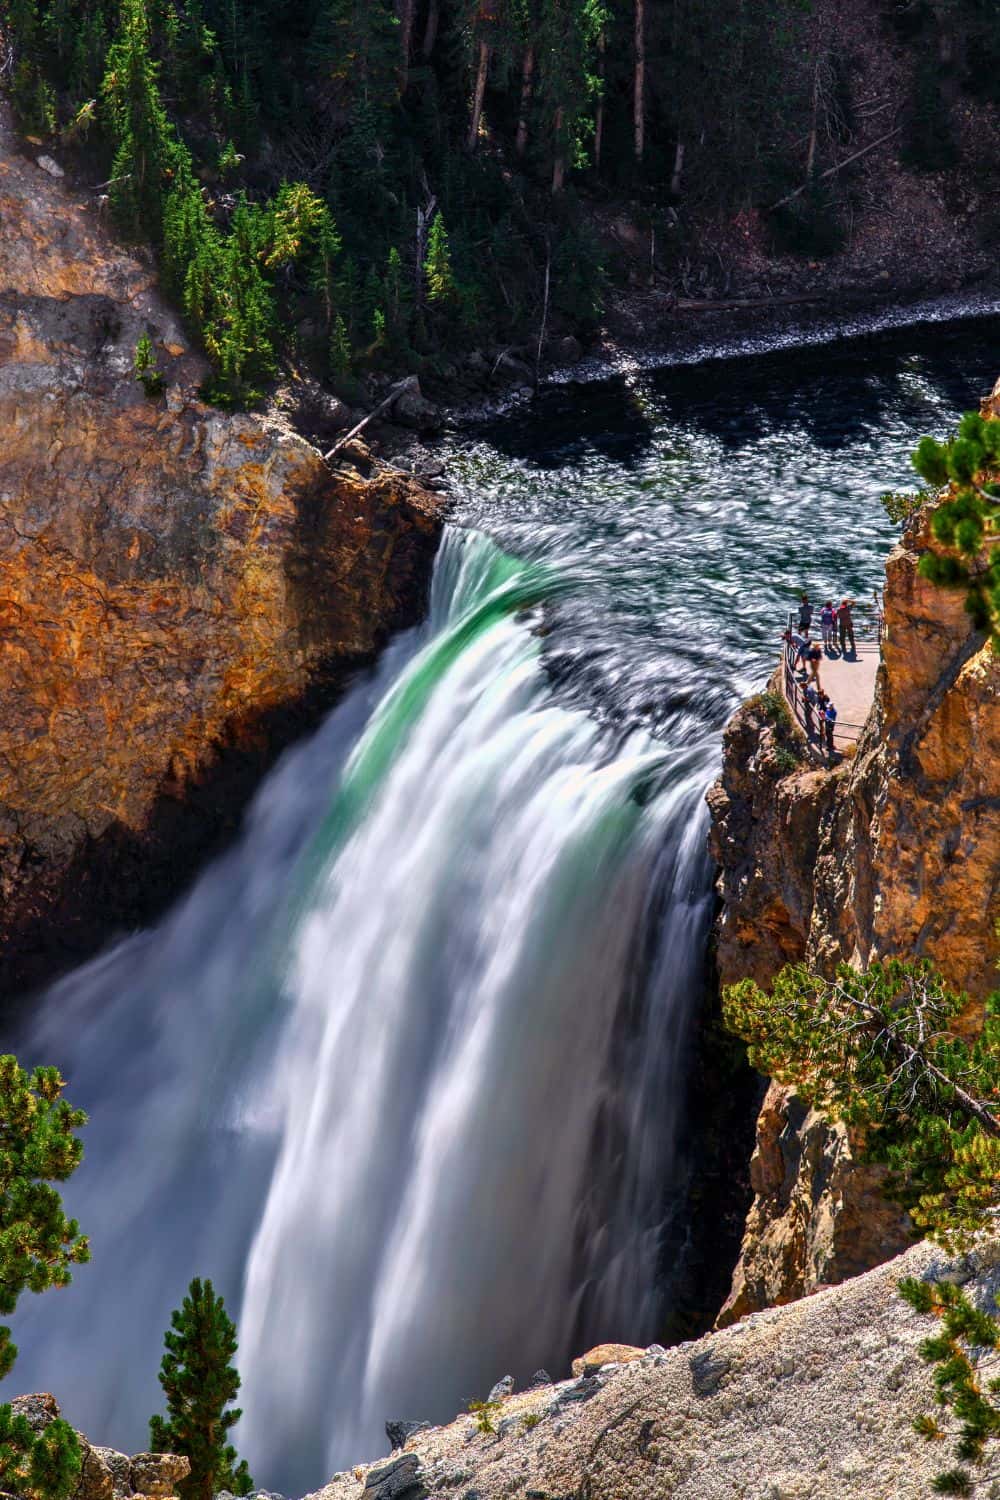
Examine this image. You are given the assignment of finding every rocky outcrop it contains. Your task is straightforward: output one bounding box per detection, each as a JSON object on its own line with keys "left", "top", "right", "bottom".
{"left": 304, "top": 1235, "right": 1000, "bottom": 1500}
{"left": 9, "top": 1393, "right": 188, "bottom": 1500}
{"left": 708, "top": 464, "right": 1000, "bottom": 1320}
{"left": 0, "top": 106, "right": 441, "bottom": 993}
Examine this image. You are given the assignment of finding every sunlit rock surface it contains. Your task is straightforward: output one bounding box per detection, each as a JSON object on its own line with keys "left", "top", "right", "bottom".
{"left": 0, "top": 106, "right": 440, "bottom": 989}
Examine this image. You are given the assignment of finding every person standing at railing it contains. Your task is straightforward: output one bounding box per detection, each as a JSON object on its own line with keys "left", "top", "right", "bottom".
{"left": 823, "top": 695, "right": 838, "bottom": 758}
{"left": 807, "top": 638, "right": 823, "bottom": 686}
{"left": 803, "top": 681, "right": 819, "bottom": 740}
{"left": 821, "top": 600, "right": 836, "bottom": 651}
{"left": 837, "top": 598, "right": 856, "bottom": 657}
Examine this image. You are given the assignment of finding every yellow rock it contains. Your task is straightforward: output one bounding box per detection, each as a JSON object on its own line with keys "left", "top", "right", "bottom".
{"left": 571, "top": 1343, "right": 646, "bottom": 1377}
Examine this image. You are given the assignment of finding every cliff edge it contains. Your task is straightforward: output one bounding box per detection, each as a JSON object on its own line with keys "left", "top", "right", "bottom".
{"left": 707, "top": 409, "right": 1000, "bottom": 1322}
{"left": 0, "top": 107, "right": 441, "bottom": 994}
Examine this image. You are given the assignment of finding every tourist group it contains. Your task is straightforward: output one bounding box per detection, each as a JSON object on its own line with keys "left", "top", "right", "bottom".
{"left": 782, "top": 594, "right": 859, "bottom": 757}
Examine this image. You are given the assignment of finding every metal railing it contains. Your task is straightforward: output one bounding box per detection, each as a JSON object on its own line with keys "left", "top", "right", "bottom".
{"left": 781, "top": 599, "right": 884, "bottom": 759}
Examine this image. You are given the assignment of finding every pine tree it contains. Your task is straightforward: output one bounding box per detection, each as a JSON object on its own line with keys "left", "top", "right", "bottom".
{"left": 101, "top": 0, "right": 175, "bottom": 234}
{"left": 0, "top": 1055, "right": 89, "bottom": 1500}
{"left": 423, "top": 211, "right": 457, "bottom": 304}
{"left": 911, "top": 410, "right": 1000, "bottom": 645}
{"left": 149, "top": 1279, "right": 252, "bottom": 1500}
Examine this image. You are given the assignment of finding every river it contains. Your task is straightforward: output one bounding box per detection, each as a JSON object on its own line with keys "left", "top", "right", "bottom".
{"left": 8, "top": 314, "right": 1000, "bottom": 1493}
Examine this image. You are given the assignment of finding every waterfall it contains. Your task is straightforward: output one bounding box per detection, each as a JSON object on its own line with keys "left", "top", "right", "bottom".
{"left": 10, "top": 527, "right": 716, "bottom": 1493}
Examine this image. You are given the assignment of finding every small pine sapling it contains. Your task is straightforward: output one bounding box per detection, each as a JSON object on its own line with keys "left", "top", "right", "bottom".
{"left": 898, "top": 1277, "right": 1000, "bottom": 1497}
{"left": 149, "top": 1279, "right": 253, "bottom": 1500}
{"left": 133, "top": 334, "right": 165, "bottom": 397}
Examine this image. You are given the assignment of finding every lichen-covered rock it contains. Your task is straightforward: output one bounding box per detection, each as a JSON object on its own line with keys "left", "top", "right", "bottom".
{"left": 0, "top": 106, "right": 441, "bottom": 991}
{"left": 6, "top": 1397, "right": 189, "bottom": 1500}
{"left": 303, "top": 1237, "right": 1000, "bottom": 1500}
{"left": 708, "top": 477, "right": 1000, "bottom": 1319}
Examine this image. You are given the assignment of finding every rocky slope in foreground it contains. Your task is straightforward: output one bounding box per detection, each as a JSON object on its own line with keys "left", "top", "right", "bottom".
{"left": 0, "top": 106, "right": 441, "bottom": 994}
{"left": 707, "top": 384, "right": 1000, "bottom": 1323}
{"left": 300, "top": 1236, "right": 1000, "bottom": 1500}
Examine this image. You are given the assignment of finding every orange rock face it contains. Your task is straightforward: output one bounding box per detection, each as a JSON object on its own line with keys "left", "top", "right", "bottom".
{"left": 0, "top": 106, "right": 441, "bottom": 991}
{"left": 709, "top": 446, "right": 1000, "bottom": 1325}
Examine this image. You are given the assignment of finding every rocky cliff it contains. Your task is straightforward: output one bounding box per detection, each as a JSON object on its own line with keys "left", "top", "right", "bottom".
{"left": 0, "top": 107, "right": 441, "bottom": 995}
{"left": 7, "top": 1395, "right": 189, "bottom": 1500}
{"left": 301, "top": 1235, "right": 1000, "bottom": 1500}
{"left": 707, "top": 403, "right": 1000, "bottom": 1322}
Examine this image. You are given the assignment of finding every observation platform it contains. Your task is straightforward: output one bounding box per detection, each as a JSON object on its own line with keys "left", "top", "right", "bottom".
{"left": 781, "top": 607, "right": 882, "bottom": 758}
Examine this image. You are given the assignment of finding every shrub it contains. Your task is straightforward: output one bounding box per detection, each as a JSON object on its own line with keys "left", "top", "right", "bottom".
{"left": 723, "top": 960, "right": 1000, "bottom": 1245}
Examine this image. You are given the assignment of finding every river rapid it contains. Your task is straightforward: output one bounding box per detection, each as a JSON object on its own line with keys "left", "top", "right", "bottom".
{"left": 8, "top": 315, "right": 1000, "bottom": 1494}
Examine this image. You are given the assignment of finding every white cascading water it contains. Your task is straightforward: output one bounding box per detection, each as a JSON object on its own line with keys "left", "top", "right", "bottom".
{"left": 10, "top": 527, "right": 716, "bottom": 1493}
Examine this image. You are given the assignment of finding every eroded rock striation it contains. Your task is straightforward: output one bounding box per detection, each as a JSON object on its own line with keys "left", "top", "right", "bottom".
{"left": 304, "top": 1236, "right": 1000, "bottom": 1500}
{"left": 0, "top": 106, "right": 441, "bottom": 992}
{"left": 708, "top": 444, "right": 1000, "bottom": 1322}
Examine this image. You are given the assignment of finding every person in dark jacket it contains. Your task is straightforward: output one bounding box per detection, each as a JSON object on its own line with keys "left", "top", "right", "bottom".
{"left": 837, "top": 598, "right": 856, "bottom": 656}
{"left": 798, "top": 593, "right": 812, "bottom": 632}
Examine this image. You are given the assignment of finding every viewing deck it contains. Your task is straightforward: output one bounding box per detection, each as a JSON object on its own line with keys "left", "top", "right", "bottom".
{"left": 782, "top": 609, "right": 882, "bottom": 758}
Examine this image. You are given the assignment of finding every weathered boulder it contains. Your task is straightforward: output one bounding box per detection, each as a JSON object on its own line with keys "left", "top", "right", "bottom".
{"left": 303, "top": 1237, "right": 1000, "bottom": 1500}
{"left": 8, "top": 1396, "right": 189, "bottom": 1500}
{"left": 571, "top": 1343, "right": 646, "bottom": 1378}
{"left": 0, "top": 105, "right": 441, "bottom": 992}
{"left": 390, "top": 378, "right": 441, "bottom": 433}
{"left": 708, "top": 478, "right": 1000, "bottom": 1319}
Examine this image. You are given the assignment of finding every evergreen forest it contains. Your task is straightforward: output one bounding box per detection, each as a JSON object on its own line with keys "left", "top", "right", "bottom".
{"left": 3, "top": 0, "right": 999, "bottom": 400}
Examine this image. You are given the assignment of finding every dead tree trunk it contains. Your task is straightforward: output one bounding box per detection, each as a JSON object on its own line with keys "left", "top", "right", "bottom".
{"left": 552, "top": 106, "right": 565, "bottom": 193}
{"left": 634, "top": 0, "right": 646, "bottom": 164}
{"left": 396, "top": 0, "right": 415, "bottom": 83}
{"left": 670, "top": 140, "right": 685, "bottom": 196}
{"left": 422, "top": 0, "right": 439, "bottom": 58}
{"left": 594, "top": 30, "right": 605, "bottom": 172}
{"left": 516, "top": 46, "right": 535, "bottom": 157}
{"left": 468, "top": 38, "right": 490, "bottom": 152}
{"left": 414, "top": 193, "right": 437, "bottom": 308}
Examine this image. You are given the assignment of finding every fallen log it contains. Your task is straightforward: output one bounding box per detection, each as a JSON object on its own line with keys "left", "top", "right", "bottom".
{"left": 322, "top": 376, "right": 418, "bottom": 463}
{"left": 768, "top": 125, "right": 902, "bottom": 212}
{"left": 668, "top": 292, "right": 829, "bottom": 312}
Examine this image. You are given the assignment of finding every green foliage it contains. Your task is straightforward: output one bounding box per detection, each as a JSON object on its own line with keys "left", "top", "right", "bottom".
{"left": 899, "top": 1277, "right": 1000, "bottom": 1496}
{"left": 0, "top": 1407, "right": 82, "bottom": 1500}
{"left": 424, "top": 212, "right": 457, "bottom": 307}
{"left": 133, "top": 331, "right": 164, "bottom": 395}
{"left": 149, "top": 1278, "right": 253, "bottom": 1500}
{"left": 881, "top": 488, "right": 931, "bottom": 527}
{"left": 0, "top": 1054, "right": 89, "bottom": 1377}
{"left": 101, "top": 0, "right": 175, "bottom": 233}
{"left": 911, "top": 412, "right": 1000, "bottom": 645}
{"left": 0, "top": 1055, "right": 89, "bottom": 1500}
{"left": 467, "top": 1398, "right": 502, "bottom": 1436}
{"left": 723, "top": 960, "right": 1000, "bottom": 1244}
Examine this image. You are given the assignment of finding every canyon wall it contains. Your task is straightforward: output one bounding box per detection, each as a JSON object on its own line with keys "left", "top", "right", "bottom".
{"left": 707, "top": 414, "right": 1000, "bottom": 1322}
{"left": 0, "top": 108, "right": 441, "bottom": 993}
